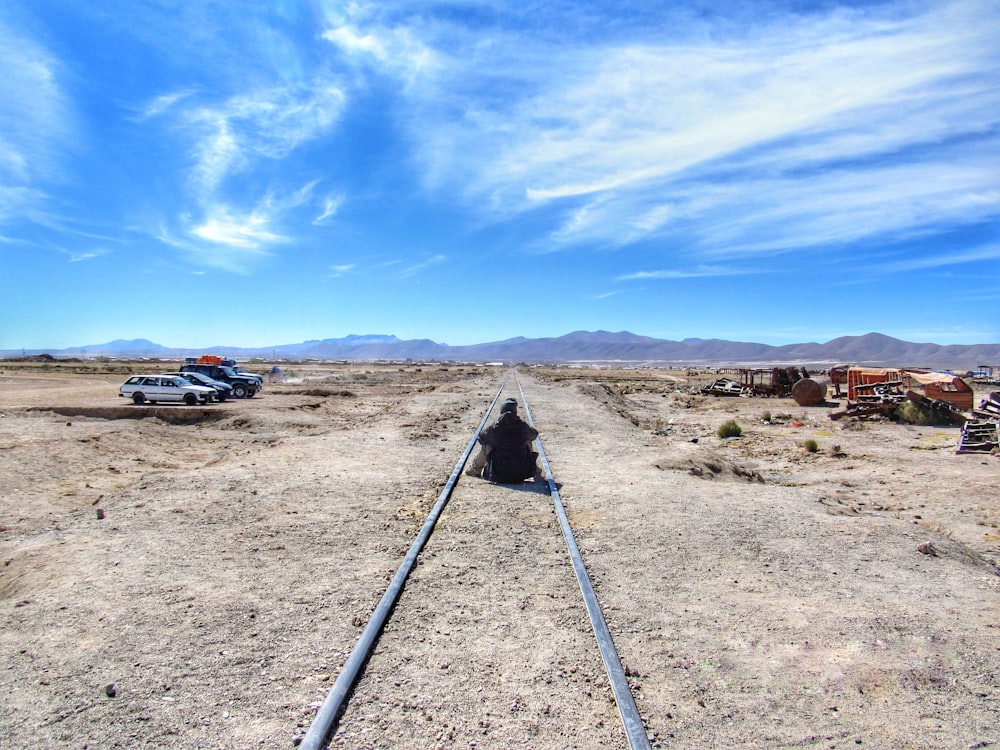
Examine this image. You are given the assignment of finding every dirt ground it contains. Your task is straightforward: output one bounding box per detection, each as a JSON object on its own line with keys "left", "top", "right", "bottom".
{"left": 0, "top": 362, "right": 997, "bottom": 750}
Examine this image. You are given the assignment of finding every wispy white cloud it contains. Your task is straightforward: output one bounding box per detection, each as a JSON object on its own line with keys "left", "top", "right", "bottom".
{"left": 135, "top": 90, "right": 197, "bottom": 120}
{"left": 689, "top": 161, "right": 1000, "bottom": 258}
{"left": 516, "top": 16, "right": 991, "bottom": 203}
{"left": 0, "top": 186, "right": 48, "bottom": 226}
{"left": 564, "top": 151, "right": 999, "bottom": 260}
{"left": 183, "top": 86, "right": 345, "bottom": 197}
{"left": 313, "top": 193, "right": 344, "bottom": 225}
{"left": 961, "top": 290, "right": 1000, "bottom": 303}
{"left": 0, "top": 19, "right": 71, "bottom": 223}
{"left": 321, "top": 22, "right": 438, "bottom": 82}
{"left": 143, "top": 84, "right": 346, "bottom": 266}
{"left": 875, "top": 243, "right": 1000, "bottom": 273}
{"left": 370, "top": 0, "right": 999, "bottom": 259}
{"left": 190, "top": 210, "right": 285, "bottom": 249}
{"left": 327, "top": 263, "right": 355, "bottom": 278}
{"left": 139, "top": 176, "right": 334, "bottom": 272}
{"left": 157, "top": 220, "right": 270, "bottom": 274}
{"left": 396, "top": 253, "right": 445, "bottom": 278}
{"left": 323, "top": 26, "right": 388, "bottom": 61}
{"left": 149, "top": 181, "right": 324, "bottom": 271}
{"left": 617, "top": 265, "right": 755, "bottom": 282}
{"left": 66, "top": 248, "right": 110, "bottom": 262}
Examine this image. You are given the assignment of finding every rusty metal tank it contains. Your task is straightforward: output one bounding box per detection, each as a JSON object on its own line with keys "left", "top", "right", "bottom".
{"left": 791, "top": 378, "right": 827, "bottom": 406}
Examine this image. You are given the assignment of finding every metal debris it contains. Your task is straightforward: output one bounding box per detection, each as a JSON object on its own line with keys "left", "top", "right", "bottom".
{"left": 973, "top": 391, "right": 1000, "bottom": 421}
{"left": 700, "top": 377, "right": 744, "bottom": 397}
{"left": 957, "top": 392, "right": 1000, "bottom": 454}
{"left": 957, "top": 420, "right": 999, "bottom": 454}
{"left": 701, "top": 367, "right": 809, "bottom": 398}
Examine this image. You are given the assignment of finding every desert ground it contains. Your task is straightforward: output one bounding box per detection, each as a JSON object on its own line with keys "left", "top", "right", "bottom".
{"left": 0, "top": 361, "right": 997, "bottom": 750}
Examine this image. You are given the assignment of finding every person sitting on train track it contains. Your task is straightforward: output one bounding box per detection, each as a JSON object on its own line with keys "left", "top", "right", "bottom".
{"left": 465, "top": 397, "right": 541, "bottom": 483}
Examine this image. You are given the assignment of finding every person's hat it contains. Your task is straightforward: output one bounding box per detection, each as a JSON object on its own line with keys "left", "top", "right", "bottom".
{"left": 500, "top": 398, "right": 518, "bottom": 414}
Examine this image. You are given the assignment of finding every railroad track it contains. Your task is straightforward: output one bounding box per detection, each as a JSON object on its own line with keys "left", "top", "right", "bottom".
{"left": 299, "top": 371, "right": 650, "bottom": 749}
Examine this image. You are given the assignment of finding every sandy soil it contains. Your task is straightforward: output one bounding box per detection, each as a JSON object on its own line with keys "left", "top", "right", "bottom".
{"left": 0, "top": 362, "right": 997, "bottom": 750}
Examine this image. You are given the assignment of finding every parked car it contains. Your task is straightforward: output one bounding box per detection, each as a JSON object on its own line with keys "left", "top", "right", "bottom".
{"left": 163, "top": 371, "right": 234, "bottom": 402}
{"left": 223, "top": 360, "right": 264, "bottom": 390}
{"left": 234, "top": 367, "right": 263, "bottom": 389}
{"left": 179, "top": 363, "right": 259, "bottom": 398}
{"left": 119, "top": 375, "right": 216, "bottom": 405}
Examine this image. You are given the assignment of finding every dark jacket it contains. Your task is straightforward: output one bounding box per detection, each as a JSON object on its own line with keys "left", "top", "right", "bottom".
{"left": 478, "top": 412, "right": 539, "bottom": 483}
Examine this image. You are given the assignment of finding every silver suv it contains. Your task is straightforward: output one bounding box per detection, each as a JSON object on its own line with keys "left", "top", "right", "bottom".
{"left": 119, "top": 375, "right": 216, "bottom": 405}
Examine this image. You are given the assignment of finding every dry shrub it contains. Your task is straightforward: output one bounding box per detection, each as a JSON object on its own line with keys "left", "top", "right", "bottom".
{"left": 895, "top": 400, "right": 949, "bottom": 425}
{"left": 717, "top": 420, "right": 742, "bottom": 438}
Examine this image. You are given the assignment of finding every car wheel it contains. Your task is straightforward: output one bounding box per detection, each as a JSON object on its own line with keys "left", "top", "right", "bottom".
{"left": 184, "top": 393, "right": 197, "bottom": 406}
{"left": 232, "top": 383, "right": 248, "bottom": 398}
{"left": 216, "top": 392, "right": 227, "bottom": 402}
{"left": 132, "top": 392, "right": 145, "bottom": 405}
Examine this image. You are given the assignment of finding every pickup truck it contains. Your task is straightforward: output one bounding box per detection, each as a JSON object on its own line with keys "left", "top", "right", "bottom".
{"left": 179, "top": 363, "right": 260, "bottom": 398}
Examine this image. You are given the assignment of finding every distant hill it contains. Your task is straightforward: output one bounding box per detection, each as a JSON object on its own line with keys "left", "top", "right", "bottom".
{"left": 3, "top": 331, "right": 998, "bottom": 370}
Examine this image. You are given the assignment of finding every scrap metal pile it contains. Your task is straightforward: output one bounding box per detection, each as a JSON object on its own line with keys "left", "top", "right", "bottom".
{"left": 828, "top": 379, "right": 906, "bottom": 420}
{"left": 700, "top": 361, "right": 997, "bottom": 455}
{"left": 828, "top": 368, "right": 976, "bottom": 425}
{"left": 903, "top": 390, "right": 967, "bottom": 425}
{"left": 700, "top": 377, "right": 744, "bottom": 397}
{"left": 957, "top": 392, "right": 1000, "bottom": 454}
{"left": 829, "top": 382, "right": 968, "bottom": 424}
{"left": 701, "top": 367, "right": 811, "bottom": 399}
{"left": 974, "top": 392, "right": 1000, "bottom": 420}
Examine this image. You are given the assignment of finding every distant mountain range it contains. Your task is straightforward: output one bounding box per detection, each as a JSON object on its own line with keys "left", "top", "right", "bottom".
{"left": 4, "top": 331, "right": 999, "bottom": 370}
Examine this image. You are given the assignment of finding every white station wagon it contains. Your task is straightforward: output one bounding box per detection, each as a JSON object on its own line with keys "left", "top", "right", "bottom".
{"left": 119, "top": 375, "right": 216, "bottom": 405}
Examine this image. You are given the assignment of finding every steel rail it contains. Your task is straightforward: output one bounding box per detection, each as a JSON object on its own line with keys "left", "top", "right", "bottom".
{"left": 299, "top": 374, "right": 510, "bottom": 750}
{"left": 516, "top": 373, "right": 652, "bottom": 750}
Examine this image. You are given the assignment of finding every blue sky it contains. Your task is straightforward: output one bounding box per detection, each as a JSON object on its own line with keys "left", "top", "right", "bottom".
{"left": 1, "top": 0, "right": 998, "bottom": 350}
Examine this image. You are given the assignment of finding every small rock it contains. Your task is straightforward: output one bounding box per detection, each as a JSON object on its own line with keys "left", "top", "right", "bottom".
{"left": 105, "top": 683, "right": 116, "bottom": 698}
{"left": 96, "top": 508, "right": 105, "bottom": 520}
{"left": 917, "top": 542, "right": 938, "bottom": 556}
